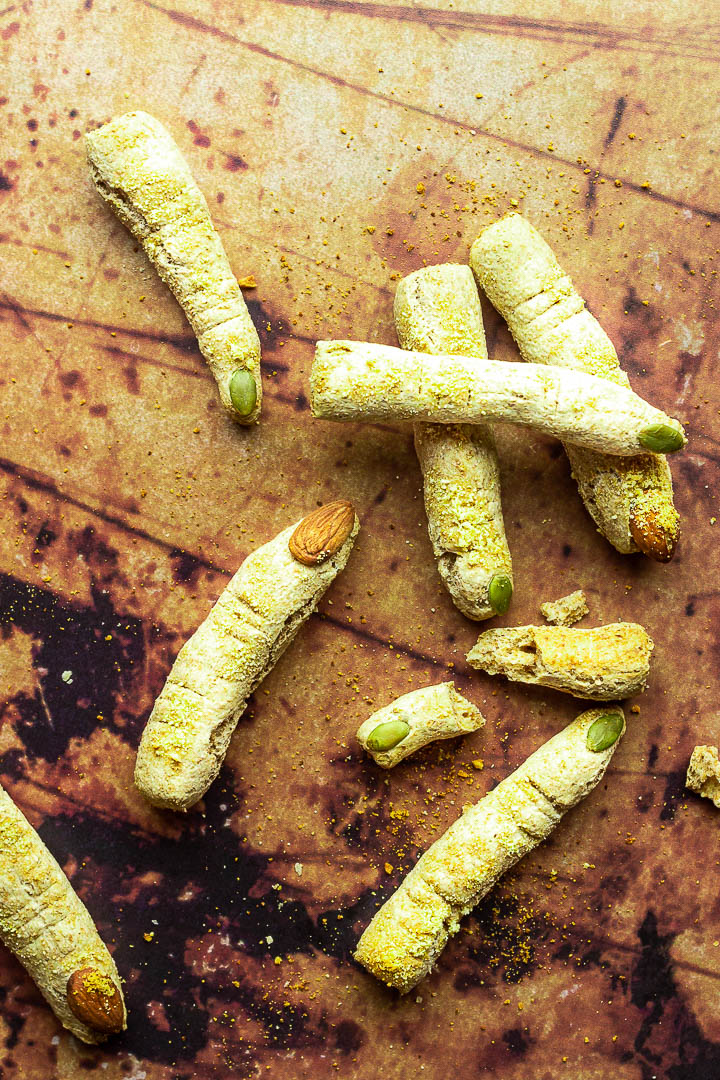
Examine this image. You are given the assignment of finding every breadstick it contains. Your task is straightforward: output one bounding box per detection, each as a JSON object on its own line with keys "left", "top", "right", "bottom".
{"left": 467, "top": 623, "right": 653, "bottom": 699}
{"left": 354, "top": 706, "right": 625, "bottom": 992}
{"left": 0, "top": 783, "right": 125, "bottom": 1042}
{"left": 540, "top": 589, "right": 589, "bottom": 627}
{"left": 85, "top": 111, "right": 262, "bottom": 424}
{"left": 470, "top": 214, "right": 680, "bottom": 560}
{"left": 686, "top": 746, "right": 720, "bottom": 809}
{"left": 135, "top": 501, "right": 358, "bottom": 811}
{"left": 311, "top": 341, "right": 686, "bottom": 457}
{"left": 357, "top": 682, "right": 485, "bottom": 768}
{"left": 394, "top": 266, "right": 513, "bottom": 619}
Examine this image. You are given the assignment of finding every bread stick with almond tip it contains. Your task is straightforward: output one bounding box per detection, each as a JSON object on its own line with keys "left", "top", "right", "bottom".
{"left": 394, "top": 266, "right": 513, "bottom": 619}
{"left": 0, "top": 783, "right": 126, "bottom": 1042}
{"left": 85, "top": 111, "right": 262, "bottom": 424}
{"left": 354, "top": 707, "right": 625, "bottom": 993}
{"left": 357, "top": 682, "right": 485, "bottom": 768}
{"left": 135, "top": 502, "right": 359, "bottom": 811}
{"left": 467, "top": 623, "right": 653, "bottom": 699}
{"left": 470, "top": 214, "right": 680, "bottom": 561}
{"left": 310, "top": 341, "right": 686, "bottom": 457}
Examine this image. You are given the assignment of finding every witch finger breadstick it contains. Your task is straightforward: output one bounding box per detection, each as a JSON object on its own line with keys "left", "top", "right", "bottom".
{"left": 135, "top": 501, "right": 359, "bottom": 811}
{"left": 357, "top": 682, "right": 485, "bottom": 768}
{"left": 85, "top": 111, "right": 262, "bottom": 424}
{"left": 311, "top": 341, "right": 686, "bottom": 457}
{"left": 394, "top": 266, "right": 513, "bottom": 619}
{"left": 470, "top": 214, "right": 680, "bottom": 561}
{"left": 467, "top": 623, "right": 653, "bottom": 699}
{"left": 0, "top": 783, "right": 126, "bottom": 1042}
{"left": 354, "top": 706, "right": 625, "bottom": 992}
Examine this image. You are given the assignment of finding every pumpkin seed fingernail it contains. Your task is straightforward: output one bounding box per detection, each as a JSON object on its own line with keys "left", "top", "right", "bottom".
{"left": 229, "top": 368, "right": 257, "bottom": 417}
{"left": 586, "top": 712, "right": 624, "bottom": 752}
{"left": 638, "top": 423, "right": 685, "bottom": 454}
{"left": 366, "top": 720, "right": 410, "bottom": 753}
{"left": 488, "top": 573, "right": 513, "bottom": 615}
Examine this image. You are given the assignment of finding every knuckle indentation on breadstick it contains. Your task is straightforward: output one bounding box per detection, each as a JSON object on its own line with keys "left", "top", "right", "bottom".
{"left": 357, "top": 683, "right": 485, "bottom": 768}
{"left": 134, "top": 503, "right": 359, "bottom": 810}
{"left": 310, "top": 340, "right": 685, "bottom": 457}
{"left": 85, "top": 111, "right": 262, "bottom": 424}
{"left": 0, "top": 784, "right": 126, "bottom": 1042}
{"left": 469, "top": 214, "right": 681, "bottom": 559}
{"left": 393, "top": 265, "right": 513, "bottom": 620}
{"left": 467, "top": 623, "right": 653, "bottom": 699}
{"left": 686, "top": 746, "right": 720, "bottom": 809}
{"left": 354, "top": 708, "right": 625, "bottom": 992}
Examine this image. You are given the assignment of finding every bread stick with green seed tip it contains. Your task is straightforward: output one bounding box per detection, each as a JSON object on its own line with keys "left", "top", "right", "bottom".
{"left": 357, "top": 682, "right": 485, "bottom": 768}
{"left": 394, "top": 266, "right": 513, "bottom": 619}
{"left": 85, "top": 111, "right": 262, "bottom": 424}
{"left": 0, "top": 783, "right": 126, "bottom": 1042}
{"left": 354, "top": 707, "right": 625, "bottom": 992}
{"left": 467, "top": 623, "right": 653, "bottom": 699}
{"left": 135, "top": 503, "right": 359, "bottom": 811}
{"left": 310, "top": 341, "right": 685, "bottom": 456}
{"left": 470, "top": 214, "right": 680, "bottom": 560}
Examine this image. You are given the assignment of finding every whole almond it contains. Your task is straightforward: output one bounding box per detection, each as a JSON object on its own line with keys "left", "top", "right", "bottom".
{"left": 66, "top": 967, "right": 125, "bottom": 1035}
{"left": 289, "top": 500, "right": 355, "bottom": 565}
{"left": 630, "top": 506, "right": 677, "bottom": 563}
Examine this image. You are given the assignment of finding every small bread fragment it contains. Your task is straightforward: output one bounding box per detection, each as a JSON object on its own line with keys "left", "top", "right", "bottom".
{"left": 311, "top": 340, "right": 686, "bottom": 457}
{"left": 135, "top": 502, "right": 359, "bottom": 810}
{"left": 354, "top": 707, "right": 625, "bottom": 992}
{"left": 467, "top": 623, "right": 653, "bottom": 699}
{"left": 686, "top": 746, "right": 720, "bottom": 809}
{"left": 0, "top": 783, "right": 126, "bottom": 1042}
{"left": 85, "top": 111, "right": 262, "bottom": 424}
{"left": 357, "top": 683, "right": 485, "bottom": 768}
{"left": 540, "top": 590, "right": 589, "bottom": 627}
{"left": 394, "top": 266, "right": 513, "bottom": 620}
{"left": 470, "top": 214, "right": 680, "bottom": 560}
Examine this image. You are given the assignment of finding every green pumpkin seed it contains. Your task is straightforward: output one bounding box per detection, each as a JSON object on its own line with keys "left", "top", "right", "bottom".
{"left": 229, "top": 368, "right": 257, "bottom": 417}
{"left": 488, "top": 573, "right": 513, "bottom": 615}
{"left": 638, "top": 423, "right": 685, "bottom": 454}
{"left": 366, "top": 719, "right": 410, "bottom": 753}
{"left": 586, "top": 712, "right": 624, "bottom": 753}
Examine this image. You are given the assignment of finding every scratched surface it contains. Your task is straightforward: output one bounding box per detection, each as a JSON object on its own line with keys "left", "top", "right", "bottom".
{"left": 0, "top": 1, "right": 718, "bottom": 1077}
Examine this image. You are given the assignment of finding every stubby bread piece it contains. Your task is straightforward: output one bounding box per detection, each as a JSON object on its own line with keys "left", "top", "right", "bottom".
{"left": 85, "top": 111, "right": 262, "bottom": 424}
{"left": 311, "top": 341, "right": 686, "bottom": 457}
{"left": 470, "top": 215, "right": 680, "bottom": 561}
{"left": 467, "top": 623, "right": 652, "bottom": 700}
{"left": 0, "top": 783, "right": 126, "bottom": 1042}
{"left": 686, "top": 746, "right": 720, "bottom": 809}
{"left": 135, "top": 502, "right": 358, "bottom": 811}
{"left": 357, "top": 683, "right": 485, "bottom": 768}
{"left": 540, "top": 590, "right": 589, "bottom": 627}
{"left": 394, "top": 266, "right": 513, "bottom": 619}
{"left": 354, "top": 707, "right": 625, "bottom": 992}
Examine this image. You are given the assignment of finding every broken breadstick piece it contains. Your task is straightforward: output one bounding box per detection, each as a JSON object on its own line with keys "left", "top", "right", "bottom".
{"left": 135, "top": 501, "right": 359, "bottom": 811}
{"left": 394, "top": 265, "right": 513, "bottom": 620}
{"left": 470, "top": 215, "right": 680, "bottom": 560}
{"left": 686, "top": 746, "right": 720, "bottom": 809}
{"left": 0, "top": 783, "right": 126, "bottom": 1042}
{"left": 85, "top": 111, "right": 262, "bottom": 424}
{"left": 540, "top": 590, "right": 589, "bottom": 627}
{"left": 467, "top": 623, "right": 653, "bottom": 700}
{"left": 357, "top": 683, "right": 485, "bottom": 768}
{"left": 310, "top": 341, "right": 686, "bottom": 457}
{"left": 354, "top": 706, "right": 625, "bottom": 992}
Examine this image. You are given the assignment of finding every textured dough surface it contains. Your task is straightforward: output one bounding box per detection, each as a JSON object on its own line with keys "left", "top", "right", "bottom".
{"left": 686, "top": 746, "right": 720, "bottom": 809}
{"left": 0, "top": 784, "right": 126, "bottom": 1043}
{"left": 467, "top": 623, "right": 653, "bottom": 699}
{"left": 85, "top": 111, "right": 262, "bottom": 424}
{"left": 470, "top": 214, "right": 680, "bottom": 558}
{"left": 540, "top": 590, "right": 589, "bottom": 627}
{"left": 354, "top": 707, "right": 625, "bottom": 992}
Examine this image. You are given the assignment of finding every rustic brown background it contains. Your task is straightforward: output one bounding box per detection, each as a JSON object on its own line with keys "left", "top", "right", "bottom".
{"left": 0, "top": 1, "right": 718, "bottom": 1077}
